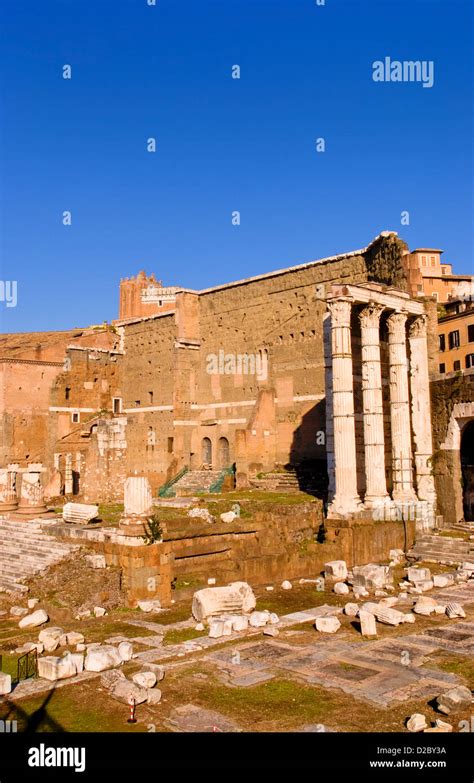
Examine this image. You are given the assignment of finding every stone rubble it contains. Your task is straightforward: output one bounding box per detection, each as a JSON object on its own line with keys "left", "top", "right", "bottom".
{"left": 406, "top": 713, "right": 428, "bottom": 732}
{"left": 436, "top": 686, "right": 472, "bottom": 715}
{"left": 192, "top": 582, "right": 256, "bottom": 621}
{"left": 324, "top": 561, "right": 348, "bottom": 582}
{"left": 315, "top": 617, "right": 341, "bottom": 634}
{"left": 18, "top": 609, "right": 49, "bottom": 628}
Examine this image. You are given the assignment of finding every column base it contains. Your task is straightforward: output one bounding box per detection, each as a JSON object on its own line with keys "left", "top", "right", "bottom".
{"left": 0, "top": 502, "right": 19, "bottom": 513}
{"left": 16, "top": 504, "right": 51, "bottom": 517}
{"left": 119, "top": 515, "right": 148, "bottom": 538}
{"left": 328, "top": 496, "right": 364, "bottom": 517}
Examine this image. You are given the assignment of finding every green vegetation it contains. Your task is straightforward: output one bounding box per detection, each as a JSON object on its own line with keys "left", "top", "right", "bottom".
{"left": 163, "top": 627, "right": 204, "bottom": 645}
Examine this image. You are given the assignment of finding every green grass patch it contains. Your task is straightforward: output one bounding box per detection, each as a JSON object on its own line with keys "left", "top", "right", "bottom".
{"left": 163, "top": 627, "right": 203, "bottom": 645}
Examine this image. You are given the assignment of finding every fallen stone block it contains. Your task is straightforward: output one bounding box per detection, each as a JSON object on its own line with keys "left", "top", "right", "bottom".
{"left": 459, "top": 561, "right": 474, "bottom": 577}
{"left": 84, "top": 645, "right": 122, "bottom": 672}
{"left": 66, "top": 631, "right": 85, "bottom": 646}
{"left": 118, "top": 641, "right": 134, "bottom": 662}
{"left": 39, "top": 627, "right": 64, "bottom": 642}
{"left": 37, "top": 654, "right": 77, "bottom": 681}
{"left": 63, "top": 502, "right": 99, "bottom": 524}
{"left": 188, "top": 507, "right": 214, "bottom": 523}
{"left": 19, "top": 609, "right": 49, "bottom": 629}
{"left": 75, "top": 610, "right": 92, "bottom": 620}
{"left": 10, "top": 606, "right": 28, "bottom": 617}
{"left": 209, "top": 619, "right": 233, "bottom": 638}
{"left": 137, "top": 599, "right": 161, "bottom": 613}
{"left": 334, "top": 583, "right": 349, "bottom": 595}
{"left": 110, "top": 679, "right": 148, "bottom": 705}
{"left": 263, "top": 626, "right": 279, "bottom": 637}
{"left": 344, "top": 602, "right": 359, "bottom": 617}
{"left": 192, "top": 582, "right": 256, "bottom": 621}
{"left": 93, "top": 606, "right": 107, "bottom": 618}
{"left": 70, "top": 653, "right": 84, "bottom": 673}
{"left": 374, "top": 607, "right": 405, "bottom": 626}
{"left": 434, "top": 605, "right": 446, "bottom": 614}
{"left": 433, "top": 574, "right": 455, "bottom": 588}
{"left": 42, "top": 636, "right": 60, "bottom": 653}
{"left": 220, "top": 511, "right": 236, "bottom": 523}
{"left": 27, "top": 598, "right": 39, "bottom": 609}
{"left": 418, "top": 579, "right": 434, "bottom": 592}
{"left": 406, "top": 713, "right": 428, "bottom": 732}
{"left": 146, "top": 688, "right": 162, "bottom": 705}
{"left": 401, "top": 613, "right": 416, "bottom": 624}
{"left": 413, "top": 597, "right": 438, "bottom": 616}
{"left": 407, "top": 567, "right": 431, "bottom": 583}
{"left": 281, "top": 580, "right": 292, "bottom": 590}
{"left": 353, "top": 563, "right": 392, "bottom": 591}
{"left": 359, "top": 610, "right": 377, "bottom": 637}
{"left": 315, "top": 617, "right": 340, "bottom": 634}
{"left": 446, "top": 603, "right": 466, "bottom": 619}
{"left": 133, "top": 671, "right": 156, "bottom": 689}
{"left": 268, "top": 613, "right": 279, "bottom": 625}
{"left": 0, "top": 672, "right": 12, "bottom": 695}
{"left": 231, "top": 615, "right": 249, "bottom": 632}
{"left": 436, "top": 686, "right": 472, "bottom": 715}
{"left": 379, "top": 597, "right": 398, "bottom": 608}
{"left": 142, "top": 663, "right": 165, "bottom": 681}
{"left": 324, "top": 560, "right": 347, "bottom": 582}
{"left": 249, "top": 611, "right": 269, "bottom": 628}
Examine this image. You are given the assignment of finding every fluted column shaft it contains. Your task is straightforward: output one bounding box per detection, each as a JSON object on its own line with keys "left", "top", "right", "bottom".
{"left": 387, "top": 311, "right": 416, "bottom": 500}
{"left": 408, "top": 315, "right": 437, "bottom": 506}
{"left": 359, "top": 303, "right": 390, "bottom": 507}
{"left": 327, "top": 297, "right": 361, "bottom": 515}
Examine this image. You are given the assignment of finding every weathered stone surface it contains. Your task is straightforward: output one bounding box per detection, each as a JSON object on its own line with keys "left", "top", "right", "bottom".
{"left": 407, "top": 713, "right": 428, "bottom": 732}
{"left": 315, "top": 617, "right": 341, "bottom": 634}
{"left": 344, "top": 602, "right": 359, "bottom": 617}
{"left": 93, "top": 606, "right": 107, "bottom": 617}
{"left": 0, "top": 672, "right": 12, "bottom": 695}
{"left": 334, "top": 582, "right": 349, "bottom": 595}
{"left": 118, "top": 641, "right": 133, "bottom": 662}
{"left": 10, "top": 606, "right": 28, "bottom": 617}
{"left": 84, "top": 645, "right": 122, "bottom": 672}
{"left": 137, "top": 599, "right": 161, "bottom": 613}
{"left": 436, "top": 686, "right": 472, "bottom": 715}
{"left": 19, "top": 609, "right": 48, "bottom": 628}
{"left": 249, "top": 611, "right": 269, "bottom": 628}
{"left": 132, "top": 671, "right": 157, "bottom": 689}
{"left": 263, "top": 626, "right": 279, "bottom": 636}
{"left": 39, "top": 627, "right": 64, "bottom": 642}
{"left": 445, "top": 603, "right": 466, "bottom": 619}
{"left": 433, "top": 574, "right": 455, "bottom": 588}
{"left": 220, "top": 511, "right": 236, "bottom": 523}
{"left": 401, "top": 613, "right": 416, "bottom": 623}
{"left": 231, "top": 615, "right": 249, "bottom": 632}
{"left": 353, "top": 564, "right": 392, "bottom": 590}
{"left": 324, "top": 560, "right": 348, "bottom": 581}
{"left": 281, "top": 580, "right": 292, "bottom": 590}
{"left": 70, "top": 653, "right": 84, "bottom": 673}
{"left": 359, "top": 610, "right": 377, "bottom": 637}
{"left": 413, "top": 597, "right": 438, "bottom": 616}
{"left": 192, "top": 582, "right": 256, "bottom": 621}
{"left": 209, "top": 619, "right": 233, "bottom": 638}
{"left": 63, "top": 502, "right": 99, "bottom": 524}
{"left": 146, "top": 688, "right": 162, "bottom": 705}
{"left": 374, "top": 607, "right": 405, "bottom": 626}
{"left": 407, "top": 567, "right": 431, "bottom": 583}
{"left": 142, "top": 663, "right": 165, "bottom": 681}
{"left": 85, "top": 554, "right": 106, "bottom": 569}
{"left": 38, "top": 654, "right": 77, "bottom": 681}
{"left": 188, "top": 508, "right": 213, "bottom": 523}
{"left": 42, "top": 636, "right": 60, "bottom": 653}
{"left": 66, "top": 631, "right": 85, "bottom": 645}
{"left": 379, "top": 597, "right": 398, "bottom": 608}
{"left": 110, "top": 679, "right": 148, "bottom": 705}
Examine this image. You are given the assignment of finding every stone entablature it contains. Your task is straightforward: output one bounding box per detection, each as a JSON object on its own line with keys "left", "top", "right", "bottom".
{"left": 326, "top": 283, "right": 436, "bottom": 525}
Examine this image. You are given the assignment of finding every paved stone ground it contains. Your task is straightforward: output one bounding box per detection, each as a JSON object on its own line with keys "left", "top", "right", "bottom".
{"left": 3, "top": 583, "right": 473, "bottom": 708}
{"left": 164, "top": 703, "right": 242, "bottom": 733}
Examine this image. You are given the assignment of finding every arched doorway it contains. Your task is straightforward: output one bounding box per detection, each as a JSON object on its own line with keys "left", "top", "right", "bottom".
{"left": 461, "top": 420, "right": 474, "bottom": 521}
{"left": 217, "top": 437, "right": 230, "bottom": 469}
{"left": 201, "top": 437, "right": 212, "bottom": 467}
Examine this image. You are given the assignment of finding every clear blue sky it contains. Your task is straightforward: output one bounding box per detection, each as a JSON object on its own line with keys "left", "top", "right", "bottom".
{"left": 0, "top": 0, "right": 472, "bottom": 333}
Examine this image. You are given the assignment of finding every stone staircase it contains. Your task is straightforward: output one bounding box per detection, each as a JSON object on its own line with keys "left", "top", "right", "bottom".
{"left": 0, "top": 518, "right": 80, "bottom": 593}
{"left": 250, "top": 470, "right": 301, "bottom": 493}
{"left": 172, "top": 470, "right": 223, "bottom": 497}
{"left": 408, "top": 532, "right": 474, "bottom": 565}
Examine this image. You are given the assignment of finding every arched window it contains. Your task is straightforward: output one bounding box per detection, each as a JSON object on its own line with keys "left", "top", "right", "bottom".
{"left": 202, "top": 437, "right": 212, "bottom": 466}
{"left": 217, "top": 437, "right": 230, "bottom": 469}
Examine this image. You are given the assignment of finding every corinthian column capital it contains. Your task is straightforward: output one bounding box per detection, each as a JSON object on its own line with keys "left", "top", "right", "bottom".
{"left": 387, "top": 310, "right": 408, "bottom": 337}
{"left": 358, "top": 302, "right": 384, "bottom": 329}
{"left": 327, "top": 297, "right": 352, "bottom": 327}
{"left": 408, "top": 314, "right": 428, "bottom": 339}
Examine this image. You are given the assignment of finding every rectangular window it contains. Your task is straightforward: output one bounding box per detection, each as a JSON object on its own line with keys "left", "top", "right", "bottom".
{"left": 453, "top": 360, "right": 461, "bottom": 372}
{"left": 148, "top": 391, "right": 154, "bottom": 404}
{"left": 448, "top": 330, "right": 460, "bottom": 350}
{"left": 71, "top": 412, "right": 80, "bottom": 424}
{"left": 442, "top": 267, "right": 446, "bottom": 275}
{"left": 65, "top": 387, "right": 71, "bottom": 400}
{"left": 439, "top": 363, "right": 445, "bottom": 374}
{"left": 422, "top": 256, "right": 426, "bottom": 266}
{"left": 439, "top": 334, "right": 445, "bottom": 352}
{"left": 112, "top": 397, "right": 122, "bottom": 414}
{"left": 466, "top": 354, "right": 474, "bottom": 369}
{"left": 468, "top": 324, "right": 474, "bottom": 343}
{"left": 167, "top": 437, "right": 174, "bottom": 454}
{"left": 431, "top": 257, "right": 436, "bottom": 266}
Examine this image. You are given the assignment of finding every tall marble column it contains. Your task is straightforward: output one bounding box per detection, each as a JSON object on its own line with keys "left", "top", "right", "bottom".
{"left": 65, "top": 454, "right": 73, "bottom": 495}
{"left": 120, "top": 476, "right": 153, "bottom": 536}
{"left": 358, "top": 303, "right": 390, "bottom": 508}
{"left": 408, "top": 315, "right": 437, "bottom": 505}
{"left": 17, "top": 467, "right": 48, "bottom": 516}
{"left": 327, "top": 297, "right": 362, "bottom": 515}
{"left": 387, "top": 311, "right": 416, "bottom": 501}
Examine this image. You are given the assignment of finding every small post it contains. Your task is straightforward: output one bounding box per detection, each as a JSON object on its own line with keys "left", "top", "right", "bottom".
{"left": 127, "top": 695, "right": 137, "bottom": 724}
